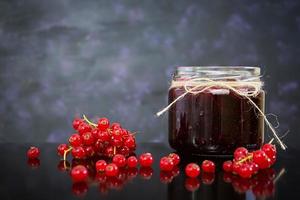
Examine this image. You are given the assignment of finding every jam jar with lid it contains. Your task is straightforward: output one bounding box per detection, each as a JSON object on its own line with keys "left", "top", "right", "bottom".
{"left": 168, "top": 66, "right": 265, "bottom": 156}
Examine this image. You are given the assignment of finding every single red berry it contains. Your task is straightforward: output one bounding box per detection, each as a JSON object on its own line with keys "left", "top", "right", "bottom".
{"left": 57, "top": 143, "right": 68, "bottom": 157}
{"left": 185, "top": 163, "right": 200, "bottom": 178}
{"left": 71, "top": 165, "right": 88, "bottom": 182}
{"left": 91, "top": 128, "right": 99, "bottom": 139}
{"left": 232, "top": 162, "right": 241, "bottom": 175}
{"left": 72, "top": 118, "right": 83, "bottom": 130}
{"left": 262, "top": 143, "right": 276, "bottom": 160}
{"left": 111, "top": 122, "right": 121, "bottom": 130}
{"left": 124, "top": 136, "right": 136, "bottom": 149}
{"left": 253, "top": 150, "right": 271, "bottom": 169}
{"left": 78, "top": 122, "right": 92, "bottom": 135}
{"left": 119, "top": 146, "right": 130, "bottom": 156}
{"left": 185, "top": 178, "right": 200, "bottom": 192}
{"left": 27, "top": 146, "right": 40, "bottom": 159}
{"left": 139, "top": 153, "right": 154, "bottom": 167}
{"left": 121, "top": 129, "right": 129, "bottom": 137}
{"left": 104, "top": 146, "right": 114, "bottom": 158}
{"left": 84, "top": 146, "right": 95, "bottom": 157}
{"left": 69, "top": 133, "right": 82, "bottom": 147}
{"left": 72, "top": 146, "right": 86, "bottom": 159}
{"left": 105, "top": 163, "right": 119, "bottom": 177}
{"left": 234, "top": 147, "right": 248, "bottom": 161}
{"left": 248, "top": 161, "right": 259, "bottom": 174}
{"left": 168, "top": 153, "right": 180, "bottom": 165}
{"left": 112, "top": 154, "right": 127, "bottom": 167}
{"left": 98, "top": 117, "right": 110, "bottom": 131}
{"left": 96, "top": 160, "right": 107, "bottom": 172}
{"left": 81, "top": 132, "right": 95, "bottom": 146}
{"left": 98, "top": 131, "right": 110, "bottom": 142}
{"left": 238, "top": 164, "right": 254, "bottom": 179}
{"left": 159, "top": 157, "right": 174, "bottom": 171}
{"left": 111, "top": 135, "right": 123, "bottom": 147}
{"left": 222, "top": 160, "right": 233, "bottom": 172}
{"left": 127, "top": 156, "right": 138, "bottom": 168}
{"left": 201, "top": 160, "right": 215, "bottom": 173}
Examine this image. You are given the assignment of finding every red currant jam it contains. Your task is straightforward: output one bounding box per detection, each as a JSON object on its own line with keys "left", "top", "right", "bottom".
{"left": 168, "top": 86, "right": 264, "bottom": 155}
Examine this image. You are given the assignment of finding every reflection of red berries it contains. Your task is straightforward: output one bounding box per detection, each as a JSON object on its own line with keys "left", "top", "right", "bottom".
{"left": 185, "top": 178, "right": 200, "bottom": 192}
{"left": 71, "top": 165, "right": 88, "bottom": 182}
{"left": 139, "top": 167, "right": 153, "bottom": 180}
{"left": 96, "top": 160, "right": 107, "bottom": 172}
{"left": 112, "top": 154, "right": 126, "bottom": 167}
{"left": 202, "top": 172, "right": 215, "bottom": 185}
{"left": 160, "top": 171, "right": 173, "bottom": 184}
{"left": 98, "top": 117, "right": 110, "bottom": 131}
{"left": 127, "top": 156, "right": 138, "bottom": 168}
{"left": 139, "top": 153, "right": 153, "bottom": 167}
{"left": 185, "top": 163, "right": 200, "bottom": 178}
{"left": 168, "top": 153, "right": 180, "bottom": 165}
{"left": 105, "top": 163, "right": 119, "bottom": 177}
{"left": 72, "top": 182, "right": 88, "bottom": 197}
{"left": 27, "top": 146, "right": 40, "bottom": 159}
{"left": 201, "top": 160, "right": 215, "bottom": 173}
{"left": 223, "top": 160, "right": 233, "bottom": 172}
{"left": 27, "top": 158, "right": 40, "bottom": 169}
{"left": 159, "top": 157, "right": 174, "bottom": 171}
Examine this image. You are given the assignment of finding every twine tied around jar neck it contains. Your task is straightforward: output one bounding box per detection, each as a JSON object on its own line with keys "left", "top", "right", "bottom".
{"left": 156, "top": 77, "right": 287, "bottom": 150}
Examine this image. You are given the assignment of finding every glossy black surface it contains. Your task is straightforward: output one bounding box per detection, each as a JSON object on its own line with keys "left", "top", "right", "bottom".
{"left": 0, "top": 143, "right": 299, "bottom": 200}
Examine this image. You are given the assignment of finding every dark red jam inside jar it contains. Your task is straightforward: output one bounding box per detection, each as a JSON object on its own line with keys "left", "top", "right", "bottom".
{"left": 168, "top": 66, "right": 265, "bottom": 156}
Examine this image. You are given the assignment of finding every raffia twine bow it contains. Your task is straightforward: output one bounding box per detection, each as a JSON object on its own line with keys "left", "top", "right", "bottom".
{"left": 156, "top": 77, "right": 287, "bottom": 150}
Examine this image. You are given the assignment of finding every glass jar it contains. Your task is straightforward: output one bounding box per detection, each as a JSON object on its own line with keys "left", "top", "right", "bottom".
{"left": 168, "top": 66, "right": 265, "bottom": 156}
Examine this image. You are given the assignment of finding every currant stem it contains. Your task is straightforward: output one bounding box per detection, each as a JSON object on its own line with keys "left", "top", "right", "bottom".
{"left": 63, "top": 147, "right": 73, "bottom": 161}
{"left": 268, "top": 138, "right": 275, "bottom": 144}
{"left": 237, "top": 153, "right": 253, "bottom": 164}
{"left": 113, "top": 146, "right": 116, "bottom": 155}
{"left": 83, "top": 114, "right": 97, "bottom": 127}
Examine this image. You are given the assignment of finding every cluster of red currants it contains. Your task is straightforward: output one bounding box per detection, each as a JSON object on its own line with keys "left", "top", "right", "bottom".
{"left": 222, "top": 143, "right": 277, "bottom": 179}
{"left": 57, "top": 116, "right": 137, "bottom": 160}
{"left": 70, "top": 152, "right": 153, "bottom": 182}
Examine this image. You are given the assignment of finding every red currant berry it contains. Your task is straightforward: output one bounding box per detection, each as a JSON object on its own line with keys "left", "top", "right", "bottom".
{"left": 78, "top": 122, "right": 92, "bottom": 135}
{"left": 253, "top": 150, "right": 271, "bottom": 169}
{"left": 201, "top": 160, "right": 215, "bottom": 173}
{"left": 71, "top": 165, "right": 88, "bottom": 182}
{"left": 262, "top": 143, "right": 276, "bottom": 160}
{"left": 185, "top": 178, "right": 200, "bottom": 192}
{"left": 111, "top": 122, "right": 121, "bottom": 130}
{"left": 105, "top": 163, "right": 119, "bottom": 177}
{"left": 104, "top": 146, "right": 114, "bottom": 158}
{"left": 127, "top": 156, "right": 138, "bottom": 168}
{"left": 185, "top": 163, "right": 200, "bottom": 178}
{"left": 124, "top": 136, "right": 136, "bottom": 149}
{"left": 84, "top": 146, "right": 95, "bottom": 157}
{"left": 238, "top": 164, "right": 254, "bottom": 179}
{"left": 112, "top": 154, "right": 127, "bottom": 167}
{"left": 27, "top": 158, "right": 40, "bottom": 169}
{"left": 168, "top": 153, "right": 180, "bottom": 165}
{"left": 234, "top": 147, "right": 248, "bottom": 161}
{"left": 248, "top": 161, "right": 259, "bottom": 174}
{"left": 91, "top": 128, "right": 99, "bottom": 139}
{"left": 57, "top": 144, "right": 68, "bottom": 157}
{"left": 98, "top": 117, "right": 110, "bottom": 131}
{"left": 72, "top": 147, "right": 86, "bottom": 159}
{"left": 232, "top": 162, "right": 241, "bottom": 175}
{"left": 81, "top": 132, "right": 95, "bottom": 146}
{"left": 69, "top": 133, "right": 82, "bottom": 147}
{"left": 159, "top": 157, "right": 174, "bottom": 171}
{"left": 222, "top": 160, "right": 233, "bottom": 172}
{"left": 139, "top": 153, "right": 154, "bottom": 167}
{"left": 96, "top": 160, "right": 107, "bottom": 172}
{"left": 97, "top": 131, "right": 110, "bottom": 142}
{"left": 72, "top": 118, "right": 83, "bottom": 130}
{"left": 111, "top": 136, "right": 123, "bottom": 147}
{"left": 27, "top": 146, "right": 40, "bottom": 159}
{"left": 119, "top": 146, "right": 130, "bottom": 157}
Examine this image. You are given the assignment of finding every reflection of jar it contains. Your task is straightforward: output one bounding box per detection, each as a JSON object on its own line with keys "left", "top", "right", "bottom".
{"left": 168, "top": 66, "right": 265, "bottom": 155}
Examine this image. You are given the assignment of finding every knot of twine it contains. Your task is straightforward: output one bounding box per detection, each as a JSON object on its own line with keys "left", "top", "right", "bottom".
{"left": 156, "top": 77, "right": 287, "bottom": 150}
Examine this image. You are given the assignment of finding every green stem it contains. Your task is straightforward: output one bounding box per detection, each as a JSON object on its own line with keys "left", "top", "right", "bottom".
{"left": 63, "top": 147, "right": 73, "bottom": 161}
{"left": 83, "top": 114, "right": 97, "bottom": 127}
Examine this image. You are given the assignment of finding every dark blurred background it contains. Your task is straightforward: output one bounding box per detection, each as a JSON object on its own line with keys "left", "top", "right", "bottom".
{"left": 0, "top": 0, "right": 299, "bottom": 148}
